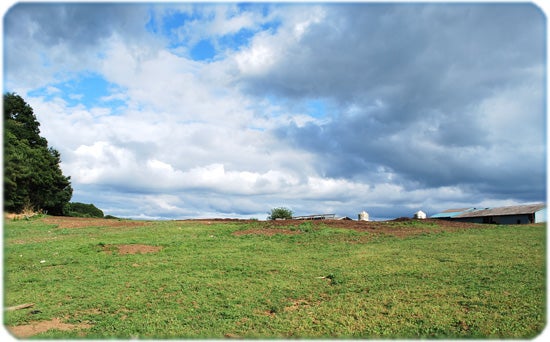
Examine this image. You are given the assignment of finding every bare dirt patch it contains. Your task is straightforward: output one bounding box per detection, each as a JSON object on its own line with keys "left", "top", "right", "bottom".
{"left": 227, "top": 218, "right": 484, "bottom": 239}
{"left": 102, "top": 244, "right": 163, "bottom": 255}
{"left": 6, "top": 318, "right": 92, "bottom": 338}
{"left": 40, "top": 216, "right": 150, "bottom": 229}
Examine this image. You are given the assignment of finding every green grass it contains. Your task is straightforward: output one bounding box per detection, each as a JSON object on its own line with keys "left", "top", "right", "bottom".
{"left": 3, "top": 217, "right": 546, "bottom": 338}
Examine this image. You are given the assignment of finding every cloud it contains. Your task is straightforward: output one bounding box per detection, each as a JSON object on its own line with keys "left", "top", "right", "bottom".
{"left": 256, "top": 3, "right": 547, "bottom": 200}
{"left": 3, "top": 3, "right": 155, "bottom": 93}
{"left": 3, "top": 3, "right": 546, "bottom": 219}
{"left": 234, "top": 5, "right": 326, "bottom": 77}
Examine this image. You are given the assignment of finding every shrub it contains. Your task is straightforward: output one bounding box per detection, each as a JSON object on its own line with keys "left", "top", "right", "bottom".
{"left": 267, "top": 207, "right": 293, "bottom": 220}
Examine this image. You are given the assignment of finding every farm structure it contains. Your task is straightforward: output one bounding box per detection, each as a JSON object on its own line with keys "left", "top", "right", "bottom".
{"left": 431, "top": 208, "right": 478, "bottom": 219}
{"left": 413, "top": 210, "right": 427, "bottom": 219}
{"left": 431, "top": 203, "right": 546, "bottom": 224}
{"left": 292, "top": 214, "right": 352, "bottom": 220}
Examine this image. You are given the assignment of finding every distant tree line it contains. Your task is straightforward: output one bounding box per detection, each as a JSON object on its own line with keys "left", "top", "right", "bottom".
{"left": 64, "top": 202, "right": 104, "bottom": 218}
{"left": 4, "top": 93, "right": 104, "bottom": 218}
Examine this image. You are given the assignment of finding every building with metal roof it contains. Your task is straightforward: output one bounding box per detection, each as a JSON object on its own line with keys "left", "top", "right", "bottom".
{"left": 431, "top": 203, "right": 546, "bottom": 224}
{"left": 430, "top": 208, "right": 477, "bottom": 219}
{"left": 292, "top": 214, "right": 336, "bottom": 220}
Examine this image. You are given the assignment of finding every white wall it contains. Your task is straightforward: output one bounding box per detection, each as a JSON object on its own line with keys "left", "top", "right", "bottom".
{"left": 535, "top": 208, "right": 547, "bottom": 223}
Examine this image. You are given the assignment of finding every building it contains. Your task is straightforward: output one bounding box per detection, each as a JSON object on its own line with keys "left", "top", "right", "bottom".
{"left": 358, "top": 211, "right": 369, "bottom": 221}
{"left": 336, "top": 216, "right": 353, "bottom": 220}
{"left": 413, "top": 210, "right": 427, "bottom": 219}
{"left": 431, "top": 203, "right": 546, "bottom": 224}
{"left": 293, "top": 214, "right": 336, "bottom": 220}
{"left": 430, "top": 208, "right": 477, "bottom": 219}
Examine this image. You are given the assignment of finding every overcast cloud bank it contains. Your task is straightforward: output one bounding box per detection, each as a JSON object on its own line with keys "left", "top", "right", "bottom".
{"left": 3, "top": 2, "right": 546, "bottom": 219}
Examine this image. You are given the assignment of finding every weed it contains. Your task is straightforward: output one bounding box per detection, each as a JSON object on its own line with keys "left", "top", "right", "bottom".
{"left": 325, "top": 273, "right": 343, "bottom": 286}
{"left": 298, "top": 221, "right": 314, "bottom": 232}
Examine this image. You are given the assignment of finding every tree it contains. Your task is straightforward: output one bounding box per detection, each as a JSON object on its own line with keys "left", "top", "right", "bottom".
{"left": 4, "top": 93, "right": 47, "bottom": 148}
{"left": 64, "top": 202, "right": 104, "bottom": 218}
{"left": 267, "top": 207, "right": 293, "bottom": 220}
{"left": 4, "top": 93, "right": 73, "bottom": 215}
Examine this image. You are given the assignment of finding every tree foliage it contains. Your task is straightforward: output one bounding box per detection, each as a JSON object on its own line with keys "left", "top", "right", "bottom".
{"left": 267, "top": 207, "right": 293, "bottom": 220}
{"left": 4, "top": 93, "right": 73, "bottom": 215}
{"left": 64, "top": 202, "right": 104, "bottom": 218}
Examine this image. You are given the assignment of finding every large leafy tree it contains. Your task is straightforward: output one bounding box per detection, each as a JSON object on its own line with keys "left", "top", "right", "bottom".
{"left": 4, "top": 93, "right": 73, "bottom": 215}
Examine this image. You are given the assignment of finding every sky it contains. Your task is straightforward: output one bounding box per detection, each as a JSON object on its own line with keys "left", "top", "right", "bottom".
{"left": 2, "top": 1, "right": 547, "bottom": 220}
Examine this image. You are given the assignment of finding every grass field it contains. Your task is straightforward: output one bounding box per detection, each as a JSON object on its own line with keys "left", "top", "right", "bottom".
{"left": 2, "top": 216, "right": 546, "bottom": 338}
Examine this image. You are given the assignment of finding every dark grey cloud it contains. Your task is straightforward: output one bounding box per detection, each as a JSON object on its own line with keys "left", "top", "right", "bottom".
{"left": 243, "top": 4, "right": 544, "bottom": 105}
{"left": 248, "top": 3, "right": 547, "bottom": 204}
{"left": 4, "top": 3, "right": 149, "bottom": 48}
{"left": 3, "top": 3, "right": 155, "bottom": 90}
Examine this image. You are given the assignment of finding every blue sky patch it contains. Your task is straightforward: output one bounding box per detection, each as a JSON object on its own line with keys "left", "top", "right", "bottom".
{"left": 29, "top": 73, "right": 126, "bottom": 110}
{"left": 146, "top": 8, "right": 196, "bottom": 50}
{"left": 190, "top": 39, "right": 217, "bottom": 61}
{"left": 146, "top": 5, "right": 282, "bottom": 58}
{"left": 218, "top": 28, "right": 255, "bottom": 52}
{"left": 305, "top": 99, "right": 329, "bottom": 119}
{"left": 158, "top": 10, "right": 194, "bottom": 36}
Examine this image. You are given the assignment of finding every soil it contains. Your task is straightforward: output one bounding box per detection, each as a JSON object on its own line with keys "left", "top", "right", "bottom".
{"left": 8, "top": 215, "right": 484, "bottom": 237}
{"left": 101, "top": 244, "right": 163, "bottom": 255}
{"left": 40, "top": 216, "right": 150, "bottom": 229}
{"left": 6, "top": 318, "right": 92, "bottom": 338}
{"left": 230, "top": 218, "right": 485, "bottom": 238}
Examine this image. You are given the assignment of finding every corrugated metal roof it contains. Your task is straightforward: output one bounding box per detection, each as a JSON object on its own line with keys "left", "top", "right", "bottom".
{"left": 442, "top": 208, "right": 472, "bottom": 213}
{"left": 431, "top": 208, "right": 476, "bottom": 218}
{"left": 454, "top": 203, "right": 546, "bottom": 218}
{"left": 293, "top": 214, "right": 336, "bottom": 220}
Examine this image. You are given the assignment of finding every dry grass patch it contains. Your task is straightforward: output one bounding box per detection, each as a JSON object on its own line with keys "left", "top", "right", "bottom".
{"left": 101, "top": 244, "right": 163, "bottom": 255}
{"left": 284, "top": 299, "right": 313, "bottom": 312}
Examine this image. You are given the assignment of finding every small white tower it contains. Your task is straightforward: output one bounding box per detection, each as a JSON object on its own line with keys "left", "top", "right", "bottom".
{"left": 358, "top": 211, "right": 369, "bottom": 221}
{"left": 414, "top": 210, "right": 427, "bottom": 219}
